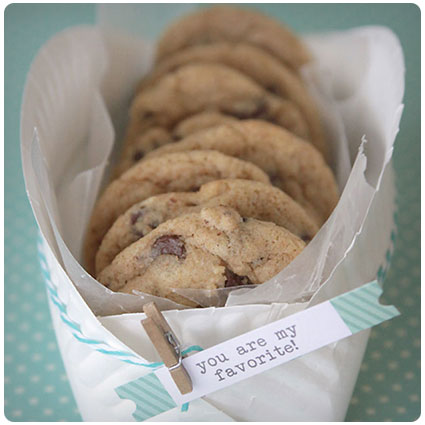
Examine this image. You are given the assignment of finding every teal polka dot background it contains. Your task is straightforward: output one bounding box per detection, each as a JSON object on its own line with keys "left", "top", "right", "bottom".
{"left": 4, "top": 4, "right": 420, "bottom": 421}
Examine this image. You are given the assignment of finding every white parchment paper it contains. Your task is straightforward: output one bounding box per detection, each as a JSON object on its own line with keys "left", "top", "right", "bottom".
{"left": 21, "top": 23, "right": 403, "bottom": 315}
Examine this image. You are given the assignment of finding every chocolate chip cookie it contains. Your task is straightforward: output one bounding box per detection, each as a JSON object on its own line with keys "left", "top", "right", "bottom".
{"left": 95, "top": 179, "right": 319, "bottom": 274}
{"left": 145, "top": 120, "right": 339, "bottom": 226}
{"left": 84, "top": 150, "right": 271, "bottom": 275}
{"left": 138, "top": 43, "right": 326, "bottom": 159}
{"left": 97, "top": 206, "right": 306, "bottom": 306}
{"left": 124, "top": 63, "right": 309, "bottom": 151}
{"left": 114, "top": 111, "right": 238, "bottom": 178}
{"left": 155, "top": 6, "right": 311, "bottom": 71}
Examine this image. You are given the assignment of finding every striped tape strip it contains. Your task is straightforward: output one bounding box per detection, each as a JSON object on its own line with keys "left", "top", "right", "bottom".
{"left": 330, "top": 281, "right": 399, "bottom": 334}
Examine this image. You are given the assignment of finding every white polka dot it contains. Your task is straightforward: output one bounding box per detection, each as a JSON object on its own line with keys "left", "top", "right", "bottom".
{"left": 404, "top": 371, "right": 415, "bottom": 380}
{"left": 47, "top": 342, "right": 57, "bottom": 351}
{"left": 388, "top": 361, "right": 399, "bottom": 370}
{"left": 30, "top": 375, "right": 40, "bottom": 383}
{"left": 395, "top": 328, "right": 407, "bottom": 337}
{"left": 400, "top": 277, "right": 410, "bottom": 287}
{"left": 361, "top": 385, "right": 372, "bottom": 393}
{"left": 403, "top": 297, "right": 415, "bottom": 306}
{"left": 35, "top": 312, "right": 46, "bottom": 321}
{"left": 8, "top": 293, "right": 18, "bottom": 302}
{"left": 44, "top": 385, "right": 55, "bottom": 393}
{"left": 4, "top": 376, "right": 10, "bottom": 384}
{"left": 360, "top": 363, "right": 369, "bottom": 372}
{"left": 31, "top": 353, "right": 42, "bottom": 362}
{"left": 60, "top": 374, "right": 68, "bottom": 382}
{"left": 412, "top": 266, "right": 420, "bottom": 277}
{"left": 6, "top": 313, "right": 17, "bottom": 322}
{"left": 46, "top": 363, "right": 56, "bottom": 371}
{"left": 384, "top": 340, "right": 394, "bottom": 348}
{"left": 366, "top": 408, "right": 376, "bottom": 415}
{"left": 14, "top": 386, "right": 25, "bottom": 395}
{"left": 18, "top": 322, "right": 30, "bottom": 332}
{"left": 5, "top": 355, "right": 12, "bottom": 363}
{"left": 369, "top": 330, "right": 378, "bottom": 339}
{"left": 400, "top": 350, "right": 411, "bottom": 358}
{"left": 17, "top": 365, "right": 26, "bottom": 373}
{"left": 73, "top": 408, "right": 80, "bottom": 414}
{"left": 379, "top": 395, "right": 389, "bottom": 403}
{"left": 413, "top": 338, "right": 420, "bottom": 347}
{"left": 381, "top": 321, "right": 390, "bottom": 329}
{"left": 396, "top": 406, "right": 406, "bottom": 414}
{"left": 21, "top": 302, "right": 32, "bottom": 312}
{"left": 371, "top": 351, "right": 382, "bottom": 360}
{"left": 36, "top": 292, "right": 45, "bottom": 301}
{"left": 409, "top": 394, "right": 419, "bottom": 402}
{"left": 375, "top": 373, "right": 385, "bottom": 381}
{"left": 408, "top": 317, "right": 419, "bottom": 327}
{"left": 33, "top": 332, "right": 43, "bottom": 341}
{"left": 11, "top": 410, "right": 22, "bottom": 418}
{"left": 18, "top": 343, "right": 28, "bottom": 352}
{"left": 43, "top": 408, "right": 53, "bottom": 416}
{"left": 392, "top": 383, "right": 402, "bottom": 392}
{"left": 5, "top": 334, "right": 15, "bottom": 342}
{"left": 23, "top": 282, "right": 33, "bottom": 292}
{"left": 29, "top": 397, "right": 39, "bottom": 406}
{"left": 59, "top": 396, "right": 69, "bottom": 404}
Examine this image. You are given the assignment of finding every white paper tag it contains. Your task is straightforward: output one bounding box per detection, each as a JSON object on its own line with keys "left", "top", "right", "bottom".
{"left": 155, "top": 300, "right": 351, "bottom": 405}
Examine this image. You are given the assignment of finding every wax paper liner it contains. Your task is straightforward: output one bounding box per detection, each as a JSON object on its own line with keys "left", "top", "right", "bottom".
{"left": 21, "top": 5, "right": 404, "bottom": 421}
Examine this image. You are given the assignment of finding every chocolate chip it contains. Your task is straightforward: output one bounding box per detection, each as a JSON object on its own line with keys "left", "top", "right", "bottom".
{"left": 301, "top": 234, "right": 311, "bottom": 243}
{"left": 133, "top": 150, "right": 144, "bottom": 162}
{"left": 242, "top": 217, "right": 248, "bottom": 223}
{"left": 142, "top": 110, "right": 154, "bottom": 119}
{"left": 151, "top": 235, "right": 186, "bottom": 259}
{"left": 224, "top": 268, "right": 252, "bottom": 288}
{"left": 149, "top": 220, "right": 160, "bottom": 230}
{"left": 130, "top": 208, "right": 146, "bottom": 225}
{"left": 266, "top": 84, "right": 280, "bottom": 95}
{"left": 269, "top": 173, "right": 282, "bottom": 186}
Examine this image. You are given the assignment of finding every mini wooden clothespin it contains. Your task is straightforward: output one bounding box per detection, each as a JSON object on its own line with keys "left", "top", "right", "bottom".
{"left": 142, "top": 302, "right": 193, "bottom": 395}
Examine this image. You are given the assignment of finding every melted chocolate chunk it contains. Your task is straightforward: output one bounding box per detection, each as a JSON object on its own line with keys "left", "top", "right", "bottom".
{"left": 133, "top": 150, "right": 144, "bottom": 162}
{"left": 301, "top": 234, "right": 311, "bottom": 243}
{"left": 224, "top": 268, "right": 252, "bottom": 288}
{"left": 266, "top": 84, "right": 280, "bottom": 96}
{"left": 269, "top": 173, "right": 282, "bottom": 187}
{"left": 130, "top": 208, "right": 146, "bottom": 225}
{"left": 151, "top": 235, "right": 186, "bottom": 259}
{"left": 149, "top": 220, "right": 160, "bottom": 230}
{"left": 142, "top": 110, "right": 154, "bottom": 119}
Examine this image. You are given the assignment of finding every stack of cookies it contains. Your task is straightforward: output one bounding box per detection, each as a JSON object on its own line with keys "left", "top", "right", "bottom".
{"left": 84, "top": 6, "right": 339, "bottom": 306}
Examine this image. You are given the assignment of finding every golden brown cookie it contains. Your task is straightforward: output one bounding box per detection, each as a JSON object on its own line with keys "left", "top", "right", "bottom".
{"left": 124, "top": 63, "right": 309, "bottom": 151}
{"left": 138, "top": 43, "right": 326, "bottom": 159}
{"left": 95, "top": 179, "right": 319, "bottom": 274}
{"left": 97, "top": 206, "right": 305, "bottom": 306}
{"left": 84, "top": 150, "right": 271, "bottom": 275}
{"left": 113, "top": 111, "right": 238, "bottom": 178}
{"left": 155, "top": 5, "right": 311, "bottom": 70}
{"left": 145, "top": 120, "right": 339, "bottom": 226}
